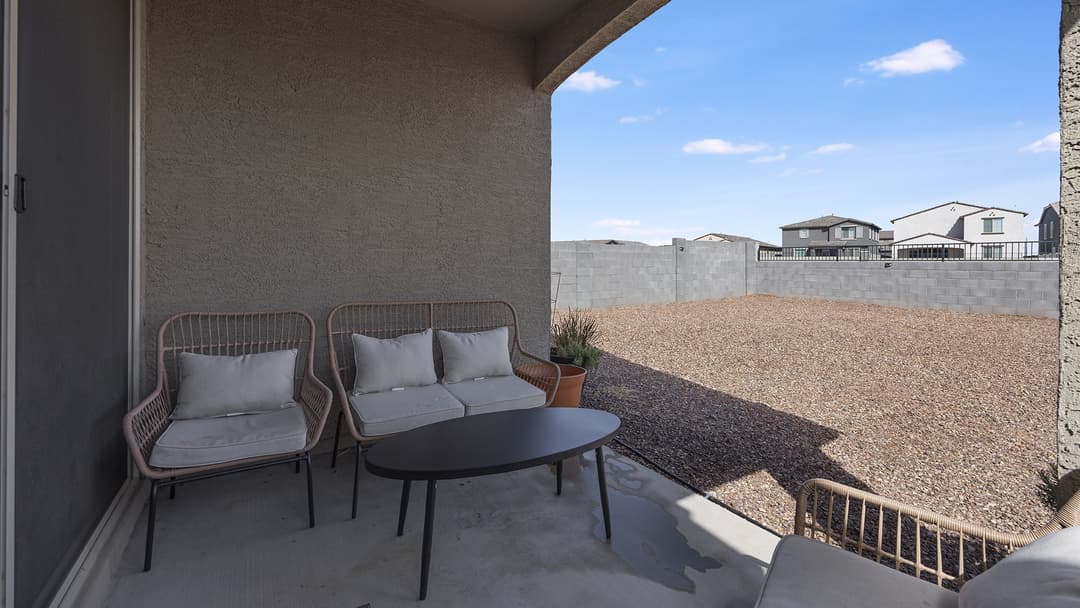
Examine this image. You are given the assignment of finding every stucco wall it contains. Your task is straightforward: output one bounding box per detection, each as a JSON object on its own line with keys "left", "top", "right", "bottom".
{"left": 961, "top": 209, "right": 1026, "bottom": 244}
{"left": 893, "top": 203, "right": 982, "bottom": 241}
{"left": 142, "top": 0, "right": 552, "bottom": 376}
{"left": 1059, "top": 0, "right": 1080, "bottom": 497}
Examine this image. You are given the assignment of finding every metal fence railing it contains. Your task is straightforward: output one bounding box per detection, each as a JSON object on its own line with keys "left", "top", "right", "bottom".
{"left": 758, "top": 240, "right": 1059, "bottom": 262}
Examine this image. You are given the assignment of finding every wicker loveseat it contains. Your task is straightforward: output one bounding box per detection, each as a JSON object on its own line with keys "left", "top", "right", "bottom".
{"left": 122, "top": 311, "right": 333, "bottom": 571}
{"left": 326, "top": 300, "right": 560, "bottom": 518}
{"left": 753, "top": 478, "right": 1080, "bottom": 607}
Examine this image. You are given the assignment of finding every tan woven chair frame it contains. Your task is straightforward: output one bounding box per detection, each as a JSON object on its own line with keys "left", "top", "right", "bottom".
{"left": 795, "top": 478, "right": 1080, "bottom": 589}
{"left": 326, "top": 300, "right": 560, "bottom": 517}
{"left": 121, "top": 310, "right": 333, "bottom": 570}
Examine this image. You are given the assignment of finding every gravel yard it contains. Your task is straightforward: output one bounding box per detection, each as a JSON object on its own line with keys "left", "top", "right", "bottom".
{"left": 581, "top": 295, "right": 1058, "bottom": 535}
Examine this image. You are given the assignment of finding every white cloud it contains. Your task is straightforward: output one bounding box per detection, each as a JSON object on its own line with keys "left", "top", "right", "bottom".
{"left": 631, "top": 75, "right": 648, "bottom": 87}
{"left": 655, "top": 46, "right": 667, "bottom": 53}
{"left": 813, "top": 142, "right": 856, "bottom": 154}
{"left": 780, "top": 168, "right": 823, "bottom": 178}
{"left": 594, "top": 218, "right": 641, "bottom": 227}
{"left": 618, "top": 107, "right": 665, "bottom": 124}
{"left": 562, "top": 70, "right": 621, "bottom": 93}
{"left": 1019, "top": 132, "right": 1060, "bottom": 153}
{"left": 843, "top": 77, "right": 864, "bottom": 87}
{"left": 863, "top": 39, "right": 964, "bottom": 77}
{"left": 751, "top": 152, "right": 787, "bottom": 163}
{"left": 683, "top": 138, "right": 769, "bottom": 155}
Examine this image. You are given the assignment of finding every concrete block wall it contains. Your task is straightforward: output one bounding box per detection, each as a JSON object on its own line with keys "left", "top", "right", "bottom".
{"left": 551, "top": 241, "right": 680, "bottom": 309}
{"left": 675, "top": 239, "right": 753, "bottom": 302}
{"left": 749, "top": 260, "right": 1059, "bottom": 317}
{"left": 551, "top": 239, "right": 1059, "bottom": 318}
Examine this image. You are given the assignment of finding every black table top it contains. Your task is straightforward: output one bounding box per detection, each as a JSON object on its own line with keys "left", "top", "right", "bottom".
{"left": 364, "top": 408, "right": 621, "bottom": 481}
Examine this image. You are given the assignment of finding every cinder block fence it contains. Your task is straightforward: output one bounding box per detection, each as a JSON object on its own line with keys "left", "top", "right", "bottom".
{"left": 551, "top": 239, "right": 1059, "bottom": 318}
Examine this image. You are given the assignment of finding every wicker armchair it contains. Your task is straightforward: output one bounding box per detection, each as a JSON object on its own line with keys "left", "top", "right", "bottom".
{"left": 122, "top": 311, "right": 332, "bottom": 571}
{"left": 326, "top": 300, "right": 560, "bottom": 518}
{"left": 794, "top": 478, "right": 1080, "bottom": 589}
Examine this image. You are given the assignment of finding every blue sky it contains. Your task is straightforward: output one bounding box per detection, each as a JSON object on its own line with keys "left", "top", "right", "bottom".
{"left": 551, "top": 0, "right": 1061, "bottom": 245}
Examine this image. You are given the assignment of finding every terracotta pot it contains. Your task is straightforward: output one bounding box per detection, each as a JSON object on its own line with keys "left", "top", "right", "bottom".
{"left": 551, "top": 364, "right": 587, "bottom": 407}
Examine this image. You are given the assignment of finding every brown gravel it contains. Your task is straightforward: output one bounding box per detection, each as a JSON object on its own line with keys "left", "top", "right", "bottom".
{"left": 580, "top": 295, "right": 1058, "bottom": 535}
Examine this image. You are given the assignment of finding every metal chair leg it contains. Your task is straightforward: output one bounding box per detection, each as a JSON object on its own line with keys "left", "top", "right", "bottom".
{"left": 556, "top": 460, "right": 563, "bottom": 496}
{"left": 351, "top": 440, "right": 360, "bottom": 519}
{"left": 304, "top": 453, "right": 315, "bottom": 528}
{"left": 169, "top": 478, "right": 176, "bottom": 500}
{"left": 144, "top": 480, "right": 159, "bottom": 572}
{"left": 330, "top": 410, "right": 343, "bottom": 469}
{"left": 295, "top": 460, "right": 301, "bottom": 474}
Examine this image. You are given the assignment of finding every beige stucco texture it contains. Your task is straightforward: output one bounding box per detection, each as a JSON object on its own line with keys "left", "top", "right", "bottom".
{"left": 142, "top": 0, "right": 553, "bottom": 374}
{"left": 1061, "top": 1, "right": 1080, "bottom": 498}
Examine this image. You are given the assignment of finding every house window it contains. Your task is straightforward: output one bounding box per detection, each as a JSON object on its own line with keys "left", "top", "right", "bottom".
{"left": 982, "top": 245, "right": 1004, "bottom": 259}
{"left": 799, "top": 229, "right": 808, "bottom": 238}
{"left": 841, "top": 226, "right": 857, "bottom": 239}
{"left": 794, "top": 248, "right": 807, "bottom": 258}
{"left": 982, "top": 217, "right": 1003, "bottom": 234}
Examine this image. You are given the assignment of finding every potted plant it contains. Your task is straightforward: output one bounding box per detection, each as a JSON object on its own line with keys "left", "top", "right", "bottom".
{"left": 549, "top": 308, "right": 602, "bottom": 407}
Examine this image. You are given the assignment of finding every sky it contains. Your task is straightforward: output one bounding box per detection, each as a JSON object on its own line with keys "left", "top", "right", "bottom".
{"left": 551, "top": 0, "right": 1062, "bottom": 246}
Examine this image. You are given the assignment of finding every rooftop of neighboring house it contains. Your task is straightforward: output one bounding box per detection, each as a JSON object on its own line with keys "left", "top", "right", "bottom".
{"left": 1035, "top": 202, "right": 1061, "bottom": 225}
{"left": 693, "top": 232, "right": 780, "bottom": 248}
{"left": 879, "top": 230, "right": 895, "bottom": 241}
{"left": 579, "top": 239, "right": 649, "bottom": 245}
{"left": 891, "top": 201, "right": 1028, "bottom": 223}
{"left": 779, "top": 215, "right": 883, "bottom": 231}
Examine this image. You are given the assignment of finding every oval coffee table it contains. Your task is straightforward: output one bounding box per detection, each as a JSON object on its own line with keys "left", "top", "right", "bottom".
{"left": 365, "top": 407, "right": 621, "bottom": 600}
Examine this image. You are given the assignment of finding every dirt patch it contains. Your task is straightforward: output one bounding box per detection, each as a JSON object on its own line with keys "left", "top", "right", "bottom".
{"left": 581, "top": 295, "right": 1058, "bottom": 534}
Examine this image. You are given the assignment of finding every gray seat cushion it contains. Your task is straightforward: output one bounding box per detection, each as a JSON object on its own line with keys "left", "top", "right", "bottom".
{"left": 443, "top": 375, "right": 546, "bottom": 416}
{"left": 150, "top": 405, "right": 307, "bottom": 468}
{"left": 755, "top": 535, "right": 958, "bottom": 608}
{"left": 348, "top": 383, "right": 465, "bottom": 437}
{"left": 958, "top": 527, "right": 1080, "bottom": 608}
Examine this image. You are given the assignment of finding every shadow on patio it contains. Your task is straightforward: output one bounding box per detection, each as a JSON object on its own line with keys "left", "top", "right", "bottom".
{"left": 105, "top": 447, "right": 779, "bottom": 608}
{"left": 583, "top": 354, "right": 873, "bottom": 531}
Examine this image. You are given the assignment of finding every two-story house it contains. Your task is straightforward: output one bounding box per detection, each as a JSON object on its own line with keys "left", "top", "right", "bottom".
{"left": 779, "top": 215, "right": 882, "bottom": 257}
{"left": 890, "top": 202, "right": 1028, "bottom": 259}
{"left": 1035, "top": 202, "right": 1061, "bottom": 255}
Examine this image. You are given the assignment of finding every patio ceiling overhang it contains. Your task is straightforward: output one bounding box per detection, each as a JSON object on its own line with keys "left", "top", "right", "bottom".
{"left": 416, "top": 0, "right": 670, "bottom": 93}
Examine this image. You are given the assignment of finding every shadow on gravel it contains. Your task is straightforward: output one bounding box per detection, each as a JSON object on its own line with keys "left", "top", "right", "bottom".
{"left": 583, "top": 353, "right": 873, "bottom": 504}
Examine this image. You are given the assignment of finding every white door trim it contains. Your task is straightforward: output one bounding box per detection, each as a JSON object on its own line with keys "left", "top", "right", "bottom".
{"left": 1, "top": 0, "right": 18, "bottom": 604}
{"left": 127, "top": 0, "right": 144, "bottom": 479}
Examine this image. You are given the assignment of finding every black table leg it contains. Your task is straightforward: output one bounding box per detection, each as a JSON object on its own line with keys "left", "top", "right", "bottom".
{"left": 397, "top": 480, "right": 411, "bottom": 536}
{"left": 556, "top": 460, "right": 563, "bottom": 496}
{"left": 419, "top": 480, "right": 437, "bottom": 601}
{"left": 595, "top": 447, "right": 611, "bottom": 540}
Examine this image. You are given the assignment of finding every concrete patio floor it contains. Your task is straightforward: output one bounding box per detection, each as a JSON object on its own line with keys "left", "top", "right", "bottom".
{"left": 104, "top": 447, "right": 779, "bottom": 608}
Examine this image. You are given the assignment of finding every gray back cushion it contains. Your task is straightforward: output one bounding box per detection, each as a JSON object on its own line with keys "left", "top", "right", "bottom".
{"left": 351, "top": 329, "right": 438, "bottom": 394}
{"left": 173, "top": 349, "right": 298, "bottom": 419}
{"left": 958, "top": 527, "right": 1080, "bottom": 608}
{"left": 436, "top": 327, "right": 514, "bottom": 383}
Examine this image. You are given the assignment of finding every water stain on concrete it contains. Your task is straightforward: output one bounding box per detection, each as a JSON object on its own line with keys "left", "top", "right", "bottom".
{"left": 588, "top": 455, "right": 723, "bottom": 593}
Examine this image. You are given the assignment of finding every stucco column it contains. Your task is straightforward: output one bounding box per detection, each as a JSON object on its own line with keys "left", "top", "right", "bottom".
{"left": 1059, "top": 0, "right": 1080, "bottom": 500}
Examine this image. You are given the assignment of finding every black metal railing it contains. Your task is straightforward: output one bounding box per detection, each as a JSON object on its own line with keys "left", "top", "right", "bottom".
{"left": 758, "top": 240, "right": 1059, "bottom": 262}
